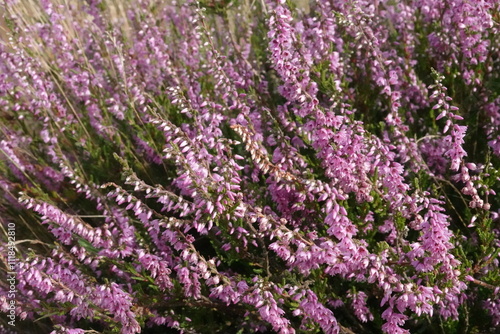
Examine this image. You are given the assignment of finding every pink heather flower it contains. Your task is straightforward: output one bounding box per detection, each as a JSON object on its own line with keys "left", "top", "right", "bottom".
{"left": 484, "top": 297, "right": 500, "bottom": 327}
{"left": 19, "top": 197, "right": 101, "bottom": 248}
{"left": 381, "top": 305, "right": 409, "bottom": 334}
{"left": 50, "top": 327, "right": 86, "bottom": 334}
{"left": 348, "top": 290, "right": 374, "bottom": 323}
{"left": 257, "top": 290, "right": 294, "bottom": 334}
{"left": 137, "top": 250, "right": 173, "bottom": 291}
{"left": 94, "top": 283, "right": 141, "bottom": 334}
{"left": 325, "top": 203, "right": 358, "bottom": 240}
{"left": 299, "top": 290, "right": 339, "bottom": 334}
{"left": 445, "top": 124, "right": 468, "bottom": 171}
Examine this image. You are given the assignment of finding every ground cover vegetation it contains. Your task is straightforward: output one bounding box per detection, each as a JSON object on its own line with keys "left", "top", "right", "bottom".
{"left": 0, "top": 0, "right": 499, "bottom": 333}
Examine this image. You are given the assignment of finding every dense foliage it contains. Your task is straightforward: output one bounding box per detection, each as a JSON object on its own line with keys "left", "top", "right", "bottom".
{"left": 0, "top": 0, "right": 499, "bottom": 333}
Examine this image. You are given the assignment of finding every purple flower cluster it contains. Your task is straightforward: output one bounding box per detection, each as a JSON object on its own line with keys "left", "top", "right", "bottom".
{"left": 0, "top": 0, "right": 499, "bottom": 333}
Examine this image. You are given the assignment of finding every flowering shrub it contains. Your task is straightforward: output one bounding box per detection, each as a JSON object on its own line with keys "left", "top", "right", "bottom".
{"left": 0, "top": 0, "right": 499, "bottom": 333}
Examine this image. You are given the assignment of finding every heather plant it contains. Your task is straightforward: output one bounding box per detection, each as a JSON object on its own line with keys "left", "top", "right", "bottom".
{"left": 0, "top": 0, "right": 499, "bottom": 333}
